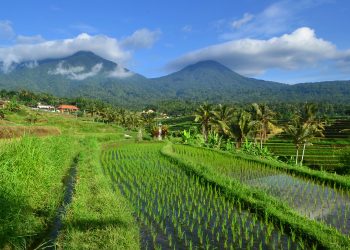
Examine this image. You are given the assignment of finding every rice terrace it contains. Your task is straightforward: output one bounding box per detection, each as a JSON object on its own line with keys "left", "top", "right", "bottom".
{"left": 1, "top": 1, "right": 350, "bottom": 250}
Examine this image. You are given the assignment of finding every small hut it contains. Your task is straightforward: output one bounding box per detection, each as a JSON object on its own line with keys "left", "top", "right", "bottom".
{"left": 57, "top": 104, "right": 79, "bottom": 113}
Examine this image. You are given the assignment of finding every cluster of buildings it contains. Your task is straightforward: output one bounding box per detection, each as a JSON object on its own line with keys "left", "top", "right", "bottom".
{"left": 0, "top": 100, "right": 79, "bottom": 114}
{"left": 33, "top": 103, "right": 79, "bottom": 113}
{"left": 141, "top": 109, "right": 169, "bottom": 119}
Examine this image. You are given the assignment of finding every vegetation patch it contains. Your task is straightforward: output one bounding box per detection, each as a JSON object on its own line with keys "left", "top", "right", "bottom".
{"left": 56, "top": 137, "right": 139, "bottom": 249}
{"left": 0, "top": 135, "right": 76, "bottom": 249}
{"left": 0, "top": 125, "right": 61, "bottom": 139}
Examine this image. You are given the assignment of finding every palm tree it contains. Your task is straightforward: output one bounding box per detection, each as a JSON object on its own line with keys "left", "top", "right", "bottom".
{"left": 141, "top": 111, "right": 156, "bottom": 131}
{"left": 127, "top": 112, "right": 142, "bottom": 130}
{"left": 227, "top": 110, "right": 253, "bottom": 148}
{"left": 106, "top": 108, "right": 118, "bottom": 124}
{"left": 117, "top": 108, "right": 128, "bottom": 127}
{"left": 195, "top": 103, "right": 213, "bottom": 143}
{"left": 300, "top": 103, "right": 317, "bottom": 124}
{"left": 284, "top": 121, "right": 308, "bottom": 165}
{"left": 299, "top": 103, "right": 325, "bottom": 165}
{"left": 300, "top": 123, "right": 324, "bottom": 165}
{"left": 251, "top": 103, "right": 275, "bottom": 149}
{"left": 211, "top": 104, "right": 235, "bottom": 137}
{"left": 284, "top": 107, "right": 324, "bottom": 166}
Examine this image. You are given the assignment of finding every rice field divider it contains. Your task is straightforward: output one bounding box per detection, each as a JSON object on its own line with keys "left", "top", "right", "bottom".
{"left": 178, "top": 143, "right": 350, "bottom": 191}
{"left": 170, "top": 144, "right": 350, "bottom": 235}
{"left": 161, "top": 143, "right": 350, "bottom": 249}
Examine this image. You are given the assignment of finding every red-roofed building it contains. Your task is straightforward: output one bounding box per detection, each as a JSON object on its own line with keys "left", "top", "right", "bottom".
{"left": 57, "top": 105, "right": 79, "bottom": 113}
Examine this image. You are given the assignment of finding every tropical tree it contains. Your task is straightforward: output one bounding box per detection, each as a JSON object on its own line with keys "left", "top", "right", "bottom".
{"left": 284, "top": 103, "right": 324, "bottom": 165}
{"left": 300, "top": 103, "right": 317, "bottom": 123}
{"left": 299, "top": 103, "right": 325, "bottom": 165}
{"left": 141, "top": 111, "right": 156, "bottom": 131}
{"left": 126, "top": 112, "right": 142, "bottom": 130}
{"left": 117, "top": 108, "right": 128, "bottom": 126}
{"left": 251, "top": 103, "right": 275, "bottom": 149}
{"left": 227, "top": 110, "right": 253, "bottom": 148}
{"left": 284, "top": 121, "right": 308, "bottom": 165}
{"left": 195, "top": 103, "right": 213, "bottom": 143}
{"left": 86, "top": 102, "right": 98, "bottom": 117}
{"left": 106, "top": 108, "right": 118, "bottom": 124}
{"left": 211, "top": 104, "right": 235, "bottom": 137}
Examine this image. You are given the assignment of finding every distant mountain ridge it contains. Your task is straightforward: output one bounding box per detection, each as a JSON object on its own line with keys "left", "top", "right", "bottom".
{"left": 0, "top": 51, "right": 349, "bottom": 107}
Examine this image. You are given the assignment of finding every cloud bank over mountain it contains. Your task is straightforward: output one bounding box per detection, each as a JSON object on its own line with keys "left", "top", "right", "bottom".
{"left": 167, "top": 27, "right": 348, "bottom": 76}
{"left": 0, "top": 28, "right": 160, "bottom": 73}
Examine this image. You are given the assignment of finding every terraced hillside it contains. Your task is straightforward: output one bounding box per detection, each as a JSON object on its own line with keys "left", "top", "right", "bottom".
{"left": 266, "top": 117, "right": 350, "bottom": 172}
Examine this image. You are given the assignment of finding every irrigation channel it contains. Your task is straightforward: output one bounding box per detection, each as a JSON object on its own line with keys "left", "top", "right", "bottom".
{"left": 171, "top": 144, "right": 350, "bottom": 236}
{"left": 101, "top": 143, "right": 313, "bottom": 249}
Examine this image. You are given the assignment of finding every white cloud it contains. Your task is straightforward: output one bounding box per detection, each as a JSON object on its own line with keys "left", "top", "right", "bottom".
{"left": 108, "top": 65, "right": 134, "bottom": 78}
{"left": 167, "top": 27, "right": 341, "bottom": 76}
{"left": 0, "top": 33, "right": 131, "bottom": 73}
{"left": 182, "top": 25, "right": 192, "bottom": 33}
{"left": 231, "top": 13, "right": 254, "bottom": 29}
{"left": 0, "top": 20, "right": 15, "bottom": 40}
{"left": 121, "top": 28, "right": 161, "bottom": 49}
{"left": 16, "top": 34, "right": 45, "bottom": 44}
{"left": 222, "top": 0, "right": 332, "bottom": 39}
{"left": 48, "top": 61, "right": 103, "bottom": 80}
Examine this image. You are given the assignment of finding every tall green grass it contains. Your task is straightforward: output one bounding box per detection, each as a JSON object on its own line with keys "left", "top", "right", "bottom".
{"left": 56, "top": 137, "right": 139, "bottom": 249}
{"left": 0, "top": 135, "right": 77, "bottom": 249}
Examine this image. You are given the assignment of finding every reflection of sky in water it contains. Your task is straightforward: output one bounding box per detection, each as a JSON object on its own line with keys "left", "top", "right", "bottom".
{"left": 245, "top": 174, "right": 350, "bottom": 235}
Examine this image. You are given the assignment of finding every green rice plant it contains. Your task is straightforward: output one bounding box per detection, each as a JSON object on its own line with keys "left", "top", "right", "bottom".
{"left": 170, "top": 143, "right": 350, "bottom": 235}
{"left": 102, "top": 142, "right": 312, "bottom": 249}
{"left": 162, "top": 143, "right": 350, "bottom": 249}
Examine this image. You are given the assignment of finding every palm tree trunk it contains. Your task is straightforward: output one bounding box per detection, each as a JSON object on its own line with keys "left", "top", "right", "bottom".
{"left": 202, "top": 125, "right": 207, "bottom": 143}
{"left": 295, "top": 147, "right": 299, "bottom": 165}
{"left": 300, "top": 143, "right": 306, "bottom": 166}
{"left": 260, "top": 131, "right": 263, "bottom": 149}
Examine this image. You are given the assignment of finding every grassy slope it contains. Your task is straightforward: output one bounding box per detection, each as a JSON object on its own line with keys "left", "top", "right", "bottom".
{"left": 0, "top": 109, "right": 139, "bottom": 249}
{"left": 161, "top": 143, "right": 350, "bottom": 249}
{"left": 0, "top": 135, "right": 77, "bottom": 248}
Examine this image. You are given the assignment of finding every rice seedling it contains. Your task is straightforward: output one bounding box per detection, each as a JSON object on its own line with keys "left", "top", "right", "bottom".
{"left": 102, "top": 143, "right": 309, "bottom": 249}
{"left": 171, "top": 144, "right": 350, "bottom": 236}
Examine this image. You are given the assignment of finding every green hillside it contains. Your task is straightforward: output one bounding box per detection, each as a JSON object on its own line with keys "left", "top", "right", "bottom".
{"left": 0, "top": 51, "right": 349, "bottom": 107}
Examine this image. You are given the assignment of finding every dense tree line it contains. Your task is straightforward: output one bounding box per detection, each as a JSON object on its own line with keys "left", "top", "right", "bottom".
{"left": 1, "top": 88, "right": 349, "bottom": 117}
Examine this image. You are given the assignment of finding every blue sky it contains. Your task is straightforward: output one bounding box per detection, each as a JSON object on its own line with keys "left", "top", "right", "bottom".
{"left": 0, "top": 0, "right": 350, "bottom": 83}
